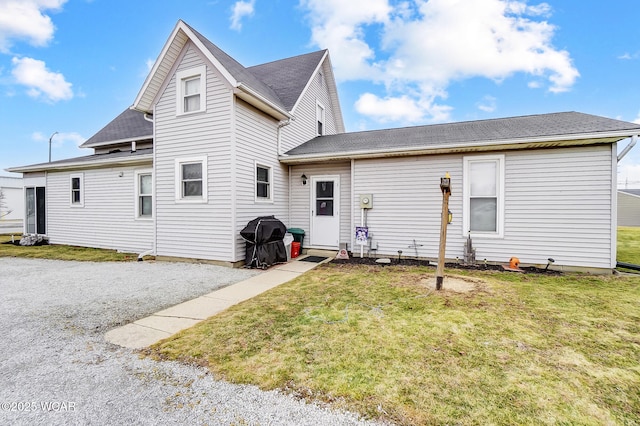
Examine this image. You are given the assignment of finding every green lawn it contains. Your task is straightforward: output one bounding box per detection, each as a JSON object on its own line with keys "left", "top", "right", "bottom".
{"left": 0, "top": 234, "right": 139, "bottom": 261}
{"left": 618, "top": 226, "right": 640, "bottom": 265}
{"left": 149, "top": 264, "right": 640, "bottom": 425}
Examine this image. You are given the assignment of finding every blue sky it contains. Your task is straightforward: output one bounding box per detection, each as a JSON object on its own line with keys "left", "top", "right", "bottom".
{"left": 1, "top": 0, "right": 639, "bottom": 187}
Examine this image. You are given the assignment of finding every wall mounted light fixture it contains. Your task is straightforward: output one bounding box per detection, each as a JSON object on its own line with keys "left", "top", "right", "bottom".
{"left": 301, "top": 174, "right": 307, "bottom": 185}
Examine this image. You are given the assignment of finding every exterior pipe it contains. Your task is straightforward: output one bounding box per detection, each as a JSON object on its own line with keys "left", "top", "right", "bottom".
{"left": 617, "top": 135, "right": 637, "bottom": 162}
{"left": 138, "top": 248, "right": 154, "bottom": 261}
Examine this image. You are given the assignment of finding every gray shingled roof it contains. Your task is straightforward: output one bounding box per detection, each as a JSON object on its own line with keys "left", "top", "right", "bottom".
{"left": 248, "top": 50, "right": 327, "bottom": 111}
{"left": 8, "top": 148, "right": 153, "bottom": 173}
{"left": 185, "top": 22, "right": 288, "bottom": 112}
{"left": 285, "top": 112, "right": 640, "bottom": 157}
{"left": 620, "top": 189, "right": 640, "bottom": 196}
{"left": 80, "top": 109, "right": 153, "bottom": 148}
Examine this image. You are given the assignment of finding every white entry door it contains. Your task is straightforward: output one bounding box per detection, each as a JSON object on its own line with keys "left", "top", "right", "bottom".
{"left": 310, "top": 176, "right": 340, "bottom": 248}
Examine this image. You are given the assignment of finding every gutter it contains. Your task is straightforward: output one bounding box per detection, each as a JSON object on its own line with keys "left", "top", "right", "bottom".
{"left": 235, "top": 83, "right": 291, "bottom": 121}
{"left": 279, "top": 131, "right": 636, "bottom": 164}
{"left": 7, "top": 153, "right": 153, "bottom": 173}
{"left": 617, "top": 135, "right": 638, "bottom": 162}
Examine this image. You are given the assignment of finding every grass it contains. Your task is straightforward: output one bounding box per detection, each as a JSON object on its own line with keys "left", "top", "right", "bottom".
{"left": 150, "top": 264, "right": 640, "bottom": 425}
{"left": 0, "top": 234, "right": 140, "bottom": 261}
{"left": 618, "top": 226, "right": 640, "bottom": 265}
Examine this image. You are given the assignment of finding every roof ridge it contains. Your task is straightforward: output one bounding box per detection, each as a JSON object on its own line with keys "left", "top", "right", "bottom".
{"left": 247, "top": 49, "right": 327, "bottom": 69}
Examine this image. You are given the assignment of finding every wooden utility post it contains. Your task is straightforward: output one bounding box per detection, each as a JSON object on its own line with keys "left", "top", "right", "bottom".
{"left": 436, "top": 172, "right": 451, "bottom": 290}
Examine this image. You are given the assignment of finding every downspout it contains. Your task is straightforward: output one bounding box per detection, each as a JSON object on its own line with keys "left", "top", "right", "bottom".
{"left": 617, "top": 135, "right": 638, "bottom": 162}
{"left": 139, "top": 107, "right": 156, "bottom": 261}
{"left": 277, "top": 117, "right": 293, "bottom": 156}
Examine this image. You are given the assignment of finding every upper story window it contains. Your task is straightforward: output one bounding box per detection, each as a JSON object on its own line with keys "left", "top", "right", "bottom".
{"left": 255, "top": 163, "right": 272, "bottom": 202}
{"left": 175, "top": 156, "right": 208, "bottom": 203}
{"left": 316, "top": 101, "right": 325, "bottom": 136}
{"left": 463, "top": 155, "right": 505, "bottom": 238}
{"left": 70, "top": 173, "right": 84, "bottom": 207}
{"left": 176, "top": 65, "right": 206, "bottom": 115}
{"left": 135, "top": 170, "right": 153, "bottom": 218}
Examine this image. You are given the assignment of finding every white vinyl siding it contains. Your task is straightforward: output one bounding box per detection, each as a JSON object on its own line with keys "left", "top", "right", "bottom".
{"left": 279, "top": 60, "right": 338, "bottom": 153}
{"left": 617, "top": 191, "right": 640, "bottom": 227}
{"left": 154, "top": 43, "right": 235, "bottom": 262}
{"left": 347, "top": 145, "right": 614, "bottom": 269}
{"left": 234, "top": 100, "right": 287, "bottom": 260}
{"left": 352, "top": 155, "right": 464, "bottom": 260}
{"left": 289, "top": 162, "right": 351, "bottom": 248}
{"left": 45, "top": 166, "right": 154, "bottom": 253}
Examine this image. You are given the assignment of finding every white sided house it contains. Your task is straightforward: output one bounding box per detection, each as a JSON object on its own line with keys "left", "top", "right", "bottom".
{"left": 0, "top": 175, "right": 24, "bottom": 233}
{"left": 618, "top": 189, "right": 640, "bottom": 227}
{"left": 7, "top": 20, "right": 640, "bottom": 272}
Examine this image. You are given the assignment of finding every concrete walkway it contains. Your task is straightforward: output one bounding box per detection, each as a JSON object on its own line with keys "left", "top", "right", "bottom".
{"left": 105, "top": 255, "right": 331, "bottom": 349}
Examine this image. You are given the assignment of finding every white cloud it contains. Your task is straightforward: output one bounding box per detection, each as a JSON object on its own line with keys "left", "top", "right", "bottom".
{"left": 301, "top": 0, "right": 579, "bottom": 124}
{"left": 32, "top": 130, "right": 84, "bottom": 147}
{"left": 355, "top": 92, "right": 451, "bottom": 124}
{"left": 618, "top": 52, "right": 639, "bottom": 60}
{"left": 11, "top": 56, "right": 73, "bottom": 102}
{"left": 301, "top": 0, "right": 391, "bottom": 81}
{"left": 230, "top": 0, "right": 255, "bottom": 31}
{"left": 477, "top": 95, "right": 497, "bottom": 113}
{"left": 0, "top": 0, "right": 67, "bottom": 53}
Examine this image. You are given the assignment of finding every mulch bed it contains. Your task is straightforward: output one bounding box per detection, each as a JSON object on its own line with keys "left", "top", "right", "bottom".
{"left": 330, "top": 255, "right": 562, "bottom": 275}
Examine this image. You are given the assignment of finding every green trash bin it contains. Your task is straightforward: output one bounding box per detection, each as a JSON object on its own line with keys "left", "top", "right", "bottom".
{"left": 287, "top": 228, "right": 305, "bottom": 251}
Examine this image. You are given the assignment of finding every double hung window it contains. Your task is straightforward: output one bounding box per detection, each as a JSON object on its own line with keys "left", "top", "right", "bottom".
{"left": 175, "top": 156, "right": 208, "bottom": 202}
{"left": 176, "top": 66, "right": 206, "bottom": 115}
{"left": 463, "top": 155, "right": 504, "bottom": 237}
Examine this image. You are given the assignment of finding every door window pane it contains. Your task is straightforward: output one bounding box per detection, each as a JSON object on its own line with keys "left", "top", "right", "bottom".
{"left": 316, "top": 181, "right": 333, "bottom": 198}
{"left": 36, "top": 187, "right": 46, "bottom": 234}
{"left": 316, "top": 200, "right": 334, "bottom": 216}
{"left": 25, "top": 188, "right": 35, "bottom": 234}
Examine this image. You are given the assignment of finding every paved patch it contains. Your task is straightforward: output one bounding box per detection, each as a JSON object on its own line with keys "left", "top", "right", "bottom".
{"left": 0, "top": 258, "right": 380, "bottom": 425}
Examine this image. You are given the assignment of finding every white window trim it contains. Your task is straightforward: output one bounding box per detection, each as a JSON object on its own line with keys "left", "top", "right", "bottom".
{"left": 175, "top": 156, "right": 208, "bottom": 203}
{"left": 175, "top": 65, "right": 206, "bottom": 116}
{"left": 134, "top": 169, "right": 153, "bottom": 220}
{"left": 69, "top": 173, "right": 84, "bottom": 208}
{"left": 462, "top": 154, "right": 505, "bottom": 239}
{"left": 254, "top": 162, "right": 273, "bottom": 203}
{"left": 316, "top": 101, "right": 325, "bottom": 136}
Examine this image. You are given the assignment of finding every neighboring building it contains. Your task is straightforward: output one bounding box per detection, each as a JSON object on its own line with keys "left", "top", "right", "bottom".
{"left": 7, "top": 20, "right": 640, "bottom": 272}
{"left": 618, "top": 189, "right": 640, "bottom": 227}
{"left": 0, "top": 176, "right": 23, "bottom": 234}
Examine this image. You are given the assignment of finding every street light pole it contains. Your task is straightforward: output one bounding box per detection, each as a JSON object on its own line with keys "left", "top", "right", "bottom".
{"left": 48, "top": 131, "right": 58, "bottom": 162}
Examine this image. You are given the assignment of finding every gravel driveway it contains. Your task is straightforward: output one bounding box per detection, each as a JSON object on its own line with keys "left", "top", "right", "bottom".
{"left": 0, "top": 258, "right": 382, "bottom": 425}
